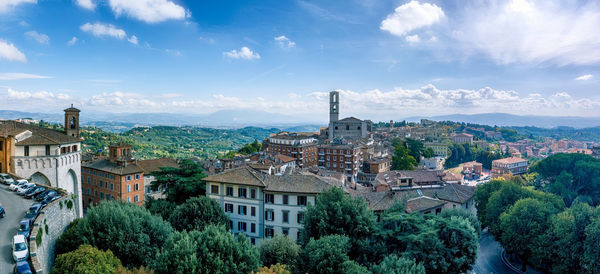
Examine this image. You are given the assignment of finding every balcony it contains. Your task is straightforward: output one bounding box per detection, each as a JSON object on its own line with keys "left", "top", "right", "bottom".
{"left": 318, "top": 152, "right": 324, "bottom": 156}
{"left": 292, "top": 151, "right": 297, "bottom": 154}
{"left": 318, "top": 159, "right": 325, "bottom": 162}
{"left": 345, "top": 154, "right": 352, "bottom": 157}
{"left": 345, "top": 161, "right": 352, "bottom": 164}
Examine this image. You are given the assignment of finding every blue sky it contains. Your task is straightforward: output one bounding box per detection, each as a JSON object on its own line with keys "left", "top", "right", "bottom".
{"left": 1, "top": 0, "right": 599, "bottom": 122}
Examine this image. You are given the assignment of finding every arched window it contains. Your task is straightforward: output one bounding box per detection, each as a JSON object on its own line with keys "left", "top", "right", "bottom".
{"left": 70, "top": 117, "right": 76, "bottom": 129}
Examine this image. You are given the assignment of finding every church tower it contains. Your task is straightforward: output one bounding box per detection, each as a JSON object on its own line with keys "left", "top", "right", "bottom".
{"left": 329, "top": 91, "right": 339, "bottom": 123}
{"left": 64, "top": 104, "right": 80, "bottom": 138}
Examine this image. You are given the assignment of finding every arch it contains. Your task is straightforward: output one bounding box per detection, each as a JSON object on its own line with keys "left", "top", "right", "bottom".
{"left": 31, "top": 172, "right": 51, "bottom": 186}
{"left": 65, "top": 169, "right": 78, "bottom": 195}
{"left": 25, "top": 160, "right": 30, "bottom": 169}
{"left": 33, "top": 159, "right": 38, "bottom": 169}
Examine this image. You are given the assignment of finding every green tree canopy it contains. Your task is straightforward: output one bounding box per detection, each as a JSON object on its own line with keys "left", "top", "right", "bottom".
{"left": 53, "top": 245, "right": 123, "bottom": 274}
{"left": 391, "top": 138, "right": 417, "bottom": 170}
{"left": 582, "top": 216, "right": 600, "bottom": 272}
{"left": 370, "top": 254, "right": 425, "bottom": 274}
{"left": 150, "top": 159, "right": 207, "bottom": 204}
{"left": 301, "top": 235, "right": 365, "bottom": 274}
{"left": 56, "top": 201, "right": 173, "bottom": 268}
{"left": 258, "top": 235, "right": 301, "bottom": 273}
{"left": 485, "top": 180, "right": 533, "bottom": 237}
{"left": 439, "top": 208, "right": 482, "bottom": 237}
{"left": 145, "top": 196, "right": 177, "bottom": 221}
{"left": 168, "top": 196, "right": 228, "bottom": 231}
{"left": 474, "top": 179, "right": 503, "bottom": 227}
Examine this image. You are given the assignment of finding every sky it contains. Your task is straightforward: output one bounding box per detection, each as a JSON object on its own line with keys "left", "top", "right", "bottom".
{"left": 0, "top": 0, "right": 599, "bottom": 122}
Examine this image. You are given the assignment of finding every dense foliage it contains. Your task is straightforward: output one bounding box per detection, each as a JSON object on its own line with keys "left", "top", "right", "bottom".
{"left": 300, "top": 235, "right": 365, "bottom": 274}
{"left": 53, "top": 245, "right": 123, "bottom": 274}
{"left": 391, "top": 138, "right": 418, "bottom": 170}
{"left": 444, "top": 143, "right": 505, "bottom": 169}
{"left": 370, "top": 254, "right": 425, "bottom": 274}
{"left": 149, "top": 159, "right": 207, "bottom": 204}
{"left": 224, "top": 139, "right": 263, "bottom": 158}
{"left": 56, "top": 202, "right": 174, "bottom": 268}
{"left": 258, "top": 235, "right": 301, "bottom": 273}
{"left": 168, "top": 196, "right": 229, "bottom": 231}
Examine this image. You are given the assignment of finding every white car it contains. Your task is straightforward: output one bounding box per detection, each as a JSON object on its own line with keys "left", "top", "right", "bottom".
{"left": 12, "top": 234, "right": 28, "bottom": 262}
{"left": 16, "top": 183, "right": 36, "bottom": 195}
{"left": 9, "top": 179, "right": 28, "bottom": 191}
{"left": 0, "top": 173, "right": 14, "bottom": 185}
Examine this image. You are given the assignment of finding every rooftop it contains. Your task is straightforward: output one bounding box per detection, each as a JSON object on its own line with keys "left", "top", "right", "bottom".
{"left": 83, "top": 159, "right": 144, "bottom": 175}
{"left": 493, "top": 157, "right": 528, "bottom": 165}
{"left": 137, "top": 158, "right": 179, "bottom": 174}
{"left": 0, "top": 120, "right": 80, "bottom": 146}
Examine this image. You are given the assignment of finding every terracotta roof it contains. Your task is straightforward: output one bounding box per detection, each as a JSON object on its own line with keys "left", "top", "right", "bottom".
{"left": 462, "top": 161, "right": 482, "bottom": 168}
{"left": 137, "top": 158, "right": 179, "bottom": 174}
{"left": 83, "top": 159, "right": 144, "bottom": 175}
{"left": 338, "top": 117, "right": 364, "bottom": 122}
{"left": 421, "top": 183, "right": 475, "bottom": 204}
{"left": 274, "top": 154, "right": 296, "bottom": 163}
{"left": 375, "top": 170, "right": 444, "bottom": 188}
{"left": 492, "top": 157, "right": 528, "bottom": 165}
{"left": 263, "top": 174, "right": 331, "bottom": 194}
{"left": 442, "top": 172, "right": 464, "bottom": 182}
{"left": 405, "top": 196, "right": 447, "bottom": 214}
{"left": 203, "top": 167, "right": 266, "bottom": 187}
{"left": 0, "top": 120, "right": 80, "bottom": 145}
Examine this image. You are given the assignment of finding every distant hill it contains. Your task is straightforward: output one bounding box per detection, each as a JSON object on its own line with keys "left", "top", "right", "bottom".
{"left": 405, "top": 113, "right": 600, "bottom": 128}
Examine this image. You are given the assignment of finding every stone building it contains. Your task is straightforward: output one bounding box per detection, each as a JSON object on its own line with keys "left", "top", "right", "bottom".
{"left": 0, "top": 106, "right": 83, "bottom": 216}
{"left": 81, "top": 143, "right": 145, "bottom": 209}
{"left": 262, "top": 132, "right": 318, "bottom": 169}
{"left": 317, "top": 142, "right": 362, "bottom": 182}
{"left": 452, "top": 133, "right": 474, "bottom": 144}
{"left": 491, "top": 157, "right": 528, "bottom": 178}
{"left": 325, "top": 91, "right": 372, "bottom": 141}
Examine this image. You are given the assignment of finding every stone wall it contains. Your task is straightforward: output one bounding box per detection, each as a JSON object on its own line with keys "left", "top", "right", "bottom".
{"left": 29, "top": 195, "right": 78, "bottom": 274}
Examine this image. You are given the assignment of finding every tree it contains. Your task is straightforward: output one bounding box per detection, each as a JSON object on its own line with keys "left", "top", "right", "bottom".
{"left": 259, "top": 235, "right": 300, "bottom": 273}
{"left": 582, "top": 216, "right": 600, "bottom": 273}
{"left": 474, "top": 179, "right": 503, "bottom": 228}
{"left": 370, "top": 254, "right": 425, "bottom": 274}
{"left": 150, "top": 159, "right": 207, "bottom": 204}
{"left": 423, "top": 147, "right": 435, "bottom": 159}
{"left": 238, "top": 140, "right": 262, "bottom": 155}
{"left": 55, "top": 201, "right": 173, "bottom": 268}
{"left": 253, "top": 264, "right": 290, "bottom": 274}
{"left": 145, "top": 197, "right": 177, "bottom": 221}
{"left": 403, "top": 229, "right": 449, "bottom": 273}
{"left": 405, "top": 138, "right": 426, "bottom": 163}
{"left": 168, "top": 196, "right": 228, "bottom": 231}
{"left": 392, "top": 138, "right": 417, "bottom": 170}
{"left": 301, "top": 187, "right": 376, "bottom": 245}
{"left": 547, "top": 171, "right": 578, "bottom": 206}
{"left": 500, "top": 198, "right": 559, "bottom": 271}
{"left": 155, "top": 225, "right": 260, "bottom": 274}
{"left": 302, "top": 235, "right": 364, "bottom": 274}
{"left": 439, "top": 208, "right": 482, "bottom": 238}
{"left": 53, "top": 245, "right": 123, "bottom": 274}
{"left": 434, "top": 216, "right": 479, "bottom": 273}
{"left": 485, "top": 181, "right": 532, "bottom": 237}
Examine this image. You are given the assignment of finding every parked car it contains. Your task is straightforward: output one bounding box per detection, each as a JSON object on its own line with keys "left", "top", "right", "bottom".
{"left": 12, "top": 234, "right": 28, "bottom": 261}
{"left": 14, "top": 260, "right": 33, "bottom": 274}
{"left": 16, "top": 220, "right": 31, "bottom": 239}
{"left": 24, "top": 186, "right": 45, "bottom": 199}
{"left": 23, "top": 204, "right": 42, "bottom": 225}
{"left": 0, "top": 173, "right": 14, "bottom": 185}
{"left": 0, "top": 205, "right": 5, "bottom": 218}
{"left": 9, "top": 180, "right": 28, "bottom": 191}
{"left": 35, "top": 190, "right": 57, "bottom": 201}
{"left": 16, "top": 183, "right": 35, "bottom": 195}
{"left": 41, "top": 193, "right": 60, "bottom": 206}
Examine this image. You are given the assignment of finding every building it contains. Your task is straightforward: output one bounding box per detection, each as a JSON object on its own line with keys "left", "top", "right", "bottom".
{"left": 0, "top": 107, "right": 83, "bottom": 216}
{"left": 326, "top": 91, "right": 372, "bottom": 141}
{"left": 357, "top": 156, "right": 392, "bottom": 184}
{"left": 372, "top": 170, "right": 445, "bottom": 192}
{"left": 452, "top": 133, "right": 474, "bottom": 144}
{"left": 262, "top": 132, "right": 318, "bottom": 169}
{"left": 491, "top": 157, "right": 528, "bottom": 178}
{"left": 204, "top": 167, "right": 331, "bottom": 244}
{"left": 462, "top": 161, "right": 483, "bottom": 180}
{"left": 317, "top": 142, "right": 362, "bottom": 181}
{"left": 418, "top": 156, "right": 445, "bottom": 170}
{"left": 81, "top": 143, "right": 145, "bottom": 209}
{"left": 136, "top": 158, "right": 179, "bottom": 199}
{"left": 591, "top": 146, "right": 600, "bottom": 159}
{"left": 424, "top": 142, "right": 450, "bottom": 158}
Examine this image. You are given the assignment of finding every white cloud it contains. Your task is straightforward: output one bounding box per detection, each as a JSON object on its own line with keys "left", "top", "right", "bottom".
{"left": 67, "top": 36, "right": 78, "bottom": 46}
{"left": 452, "top": 0, "right": 600, "bottom": 65}
{"left": 380, "top": 1, "right": 444, "bottom": 36}
{"left": 0, "top": 73, "right": 51, "bottom": 80}
{"left": 223, "top": 46, "right": 260, "bottom": 60}
{"left": 108, "top": 0, "right": 189, "bottom": 23}
{"left": 7, "top": 88, "right": 70, "bottom": 101}
{"left": 405, "top": 34, "right": 420, "bottom": 43}
{"left": 80, "top": 22, "right": 137, "bottom": 44}
{"left": 0, "top": 40, "right": 27, "bottom": 62}
{"left": 274, "top": 35, "right": 296, "bottom": 49}
{"left": 24, "top": 31, "right": 49, "bottom": 44}
{"left": 75, "top": 0, "right": 95, "bottom": 10}
{"left": 0, "top": 0, "right": 36, "bottom": 13}
{"left": 127, "top": 35, "right": 138, "bottom": 45}
{"left": 575, "top": 74, "right": 593, "bottom": 81}
{"left": 87, "top": 91, "right": 156, "bottom": 107}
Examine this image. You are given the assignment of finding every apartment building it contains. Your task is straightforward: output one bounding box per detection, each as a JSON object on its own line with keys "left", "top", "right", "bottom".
{"left": 491, "top": 157, "right": 529, "bottom": 178}
{"left": 262, "top": 132, "right": 318, "bottom": 169}
{"left": 452, "top": 133, "right": 474, "bottom": 144}
{"left": 81, "top": 143, "right": 145, "bottom": 209}
{"left": 317, "top": 142, "right": 362, "bottom": 182}
{"left": 204, "top": 166, "right": 331, "bottom": 245}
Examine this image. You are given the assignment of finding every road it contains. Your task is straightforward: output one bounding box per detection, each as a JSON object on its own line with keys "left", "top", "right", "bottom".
{"left": 0, "top": 184, "right": 33, "bottom": 274}
{"left": 472, "top": 231, "right": 514, "bottom": 274}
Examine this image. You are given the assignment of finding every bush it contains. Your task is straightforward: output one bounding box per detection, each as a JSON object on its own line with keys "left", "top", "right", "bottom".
{"left": 259, "top": 235, "right": 300, "bottom": 272}
{"left": 168, "top": 196, "right": 228, "bottom": 231}
{"left": 53, "top": 245, "right": 123, "bottom": 273}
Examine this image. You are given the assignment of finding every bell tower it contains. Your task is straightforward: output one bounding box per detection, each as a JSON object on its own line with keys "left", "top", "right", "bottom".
{"left": 329, "top": 91, "right": 339, "bottom": 123}
{"left": 64, "top": 104, "right": 80, "bottom": 138}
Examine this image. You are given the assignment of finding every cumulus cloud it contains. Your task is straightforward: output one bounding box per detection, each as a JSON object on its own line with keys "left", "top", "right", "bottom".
{"left": 452, "top": 0, "right": 600, "bottom": 65}
{"left": 7, "top": 88, "right": 71, "bottom": 101}
{"left": 108, "top": 0, "right": 189, "bottom": 23}
{"left": 0, "top": 73, "right": 51, "bottom": 80}
{"left": 380, "top": 1, "right": 444, "bottom": 36}
{"left": 0, "top": 0, "right": 36, "bottom": 13}
{"left": 87, "top": 91, "right": 157, "bottom": 107}
{"left": 80, "top": 22, "right": 138, "bottom": 44}
{"left": 274, "top": 36, "right": 296, "bottom": 49}
{"left": 24, "top": 30, "right": 49, "bottom": 44}
{"left": 67, "top": 36, "right": 78, "bottom": 46}
{"left": 223, "top": 46, "right": 260, "bottom": 60}
{"left": 575, "top": 74, "right": 593, "bottom": 81}
{"left": 0, "top": 40, "right": 27, "bottom": 62}
{"left": 405, "top": 34, "right": 420, "bottom": 43}
{"left": 75, "top": 0, "right": 95, "bottom": 10}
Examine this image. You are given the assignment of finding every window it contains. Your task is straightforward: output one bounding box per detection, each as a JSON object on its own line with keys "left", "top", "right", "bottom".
{"left": 297, "top": 212, "right": 305, "bottom": 224}
{"left": 135, "top": 195, "right": 139, "bottom": 202}
{"left": 134, "top": 184, "right": 139, "bottom": 191}
{"left": 24, "top": 146, "right": 29, "bottom": 156}
{"left": 238, "top": 188, "right": 247, "bottom": 198}
{"left": 226, "top": 187, "right": 234, "bottom": 196}
{"left": 0, "top": 141, "right": 2, "bottom": 150}
{"left": 126, "top": 175, "right": 132, "bottom": 181}
{"left": 100, "top": 192, "right": 104, "bottom": 198}
{"left": 225, "top": 203, "right": 234, "bottom": 213}
{"left": 45, "top": 145, "right": 50, "bottom": 156}
{"left": 238, "top": 222, "right": 247, "bottom": 232}
{"left": 238, "top": 205, "right": 247, "bottom": 215}
{"left": 110, "top": 184, "right": 114, "bottom": 190}
{"left": 282, "top": 228, "right": 289, "bottom": 236}
{"left": 87, "top": 188, "right": 90, "bottom": 195}
{"left": 127, "top": 185, "right": 130, "bottom": 192}
{"left": 265, "top": 227, "right": 274, "bottom": 238}
{"left": 135, "top": 174, "right": 140, "bottom": 180}
{"left": 265, "top": 210, "right": 274, "bottom": 221}
{"left": 99, "top": 172, "right": 103, "bottom": 177}
{"left": 283, "top": 195, "right": 288, "bottom": 205}
{"left": 105, "top": 182, "right": 108, "bottom": 188}
{"left": 105, "top": 173, "right": 109, "bottom": 178}
{"left": 250, "top": 189, "right": 256, "bottom": 199}
{"left": 282, "top": 211, "right": 289, "bottom": 223}
{"left": 251, "top": 223, "right": 256, "bottom": 233}
{"left": 251, "top": 207, "right": 256, "bottom": 217}
{"left": 127, "top": 197, "right": 131, "bottom": 203}
{"left": 346, "top": 125, "right": 349, "bottom": 130}
{"left": 94, "top": 190, "right": 97, "bottom": 197}
{"left": 265, "top": 194, "right": 274, "bottom": 204}
{"left": 297, "top": 196, "right": 307, "bottom": 206}
{"left": 251, "top": 238, "right": 255, "bottom": 245}
{"left": 87, "top": 177, "right": 90, "bottom": 183}
{"left": 211, "top": 185, "right": 219, "bottom": 194}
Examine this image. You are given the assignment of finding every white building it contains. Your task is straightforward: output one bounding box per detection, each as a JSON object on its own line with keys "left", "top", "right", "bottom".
{"left": 326, "top": 91, "right": 372, "bottom": 141}
{"left": 204, "top": 166, "right": 331, "bottom": 245}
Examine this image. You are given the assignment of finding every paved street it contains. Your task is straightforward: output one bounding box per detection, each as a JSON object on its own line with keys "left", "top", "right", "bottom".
{"left": 472, "top": 231, "right": 514, "bottom": 274}
{"left": 0, "top": 184, "right": 33, "bottom": 274}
